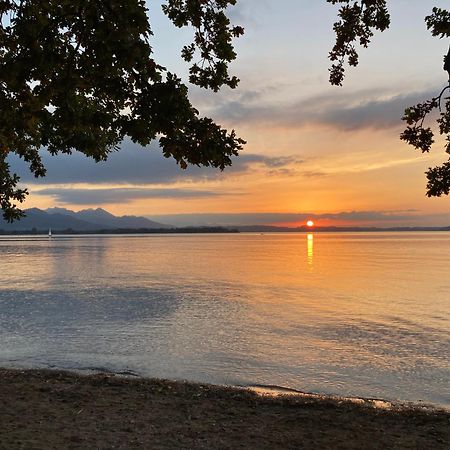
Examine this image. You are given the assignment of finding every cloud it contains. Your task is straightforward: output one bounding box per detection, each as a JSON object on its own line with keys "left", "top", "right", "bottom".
{"left": 317, "top": 210, "right": 415, "bottom": 222}
{"left": 211, "top": 86, "right": 439, "bottom": 131}
{"left": 315, "top": 90, "right": 437, "bottom": 131}
{"left": 301, "top": 171, "right": 328, "bottom": 178}
{"left": 35, "top": 187, "right": 230, "bottom": 205}
{"left": 226, "top": 0, "right": 271, "bottom": 28}
{"left": 9, "top": 141, "right": 209, "bottom": 185}
{"left": 8, "top": 140, "right": 301, "bottom": 187}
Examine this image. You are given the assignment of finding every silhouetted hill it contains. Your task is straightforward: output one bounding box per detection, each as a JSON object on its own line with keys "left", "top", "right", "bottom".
{"left": 0, "top": 208, "right": 98, "bottom": 231}
{"left": 0, "top": 208, "right": 171, "bottom": 232}
{"left": 46, "top": 207, "right": 170, "bottom": 229}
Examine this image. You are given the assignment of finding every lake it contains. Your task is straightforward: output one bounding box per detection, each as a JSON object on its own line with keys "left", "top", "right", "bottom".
{"left": 0, "top": 232, "right": 449, "bottom": 407}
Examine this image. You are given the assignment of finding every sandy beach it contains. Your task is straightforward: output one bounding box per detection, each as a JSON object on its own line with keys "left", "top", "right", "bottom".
{"left": 0, "top": 369, "right": 448, "bottom": 449}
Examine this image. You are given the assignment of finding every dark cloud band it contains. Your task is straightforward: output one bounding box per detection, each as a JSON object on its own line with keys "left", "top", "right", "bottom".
{"left": 210, "top": 86, "right": 438, "bottom": 131}
{"left": 36, "top": 187, "right": 228, "bottom": 205}
{"left": 8, "top": 140, "right": 302, "bottom": 186}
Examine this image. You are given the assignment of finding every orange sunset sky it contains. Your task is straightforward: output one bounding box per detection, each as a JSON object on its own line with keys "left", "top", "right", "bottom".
{"left": 9, "top": 0, "right": 450, "bottom": 227}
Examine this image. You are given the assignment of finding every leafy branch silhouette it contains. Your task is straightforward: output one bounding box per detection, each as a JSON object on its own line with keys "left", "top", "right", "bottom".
{"left": 328, "top": 1, "right": 450, "bottom": 197}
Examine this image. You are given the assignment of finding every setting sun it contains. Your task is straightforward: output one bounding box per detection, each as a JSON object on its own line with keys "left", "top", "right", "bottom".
{"left": 306, "top": 220, "right": 314, "bottom": 227}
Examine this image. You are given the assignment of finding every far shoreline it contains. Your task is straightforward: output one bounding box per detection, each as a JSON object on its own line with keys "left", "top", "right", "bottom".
{"left": 2, "top": 226, "right": 450, "bottom": 236}
{"left": 1, "top": 368, "right": 449, "bottom": 449}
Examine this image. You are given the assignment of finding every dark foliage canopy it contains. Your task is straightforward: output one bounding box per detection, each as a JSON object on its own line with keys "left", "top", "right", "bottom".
{"left": 328, "top": 0, "right": 450, "bottom": 197}
{"left": 0, "top": 0, "right": 245, "bottom": 221}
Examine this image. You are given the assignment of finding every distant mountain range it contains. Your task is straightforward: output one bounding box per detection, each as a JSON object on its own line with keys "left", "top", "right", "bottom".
{"left": 0, "top": 208, "right": 171, "bottom": 232}
{"left": 2, "top": 208, "right": 450, "bottom": 233}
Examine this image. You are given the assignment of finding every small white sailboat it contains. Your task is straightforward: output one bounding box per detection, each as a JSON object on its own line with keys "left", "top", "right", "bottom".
{"left": 48, "top": 228, "right": 52, "bottom": 238}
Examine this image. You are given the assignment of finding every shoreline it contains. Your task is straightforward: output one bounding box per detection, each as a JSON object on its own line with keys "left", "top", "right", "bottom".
{"left": 3, "top": 363, "right": 447, "bottom": 411}
{"left": 1, "top": 368, "right": 449, "bottom": 449}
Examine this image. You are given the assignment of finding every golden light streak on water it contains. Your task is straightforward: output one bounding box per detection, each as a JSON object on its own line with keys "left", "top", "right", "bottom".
{"left": 307, "top": 233, "right": 314, "bottom": 267}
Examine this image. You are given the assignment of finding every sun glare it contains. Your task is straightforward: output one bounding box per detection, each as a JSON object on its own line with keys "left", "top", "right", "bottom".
{"left": 306, "top": 220, "right": 314, "bottom": 227}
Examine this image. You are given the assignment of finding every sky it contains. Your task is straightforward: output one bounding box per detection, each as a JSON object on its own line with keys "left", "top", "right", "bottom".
{"left": 9, "top": 0, "right": 450, "bottom": 227}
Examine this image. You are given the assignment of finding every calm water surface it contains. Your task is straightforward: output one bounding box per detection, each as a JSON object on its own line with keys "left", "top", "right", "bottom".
{"left": 0, "top": 232, "right": 449, "bottom": 407}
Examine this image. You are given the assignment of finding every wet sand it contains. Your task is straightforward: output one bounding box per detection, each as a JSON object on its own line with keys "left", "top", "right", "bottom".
{"left": 1, "top": 369, "right": 449, "bottom": 449}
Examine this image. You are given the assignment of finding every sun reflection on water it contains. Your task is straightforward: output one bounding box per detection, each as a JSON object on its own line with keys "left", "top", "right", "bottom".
{"left": 307, "top": 233, "right": 314, "bottom": 267}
